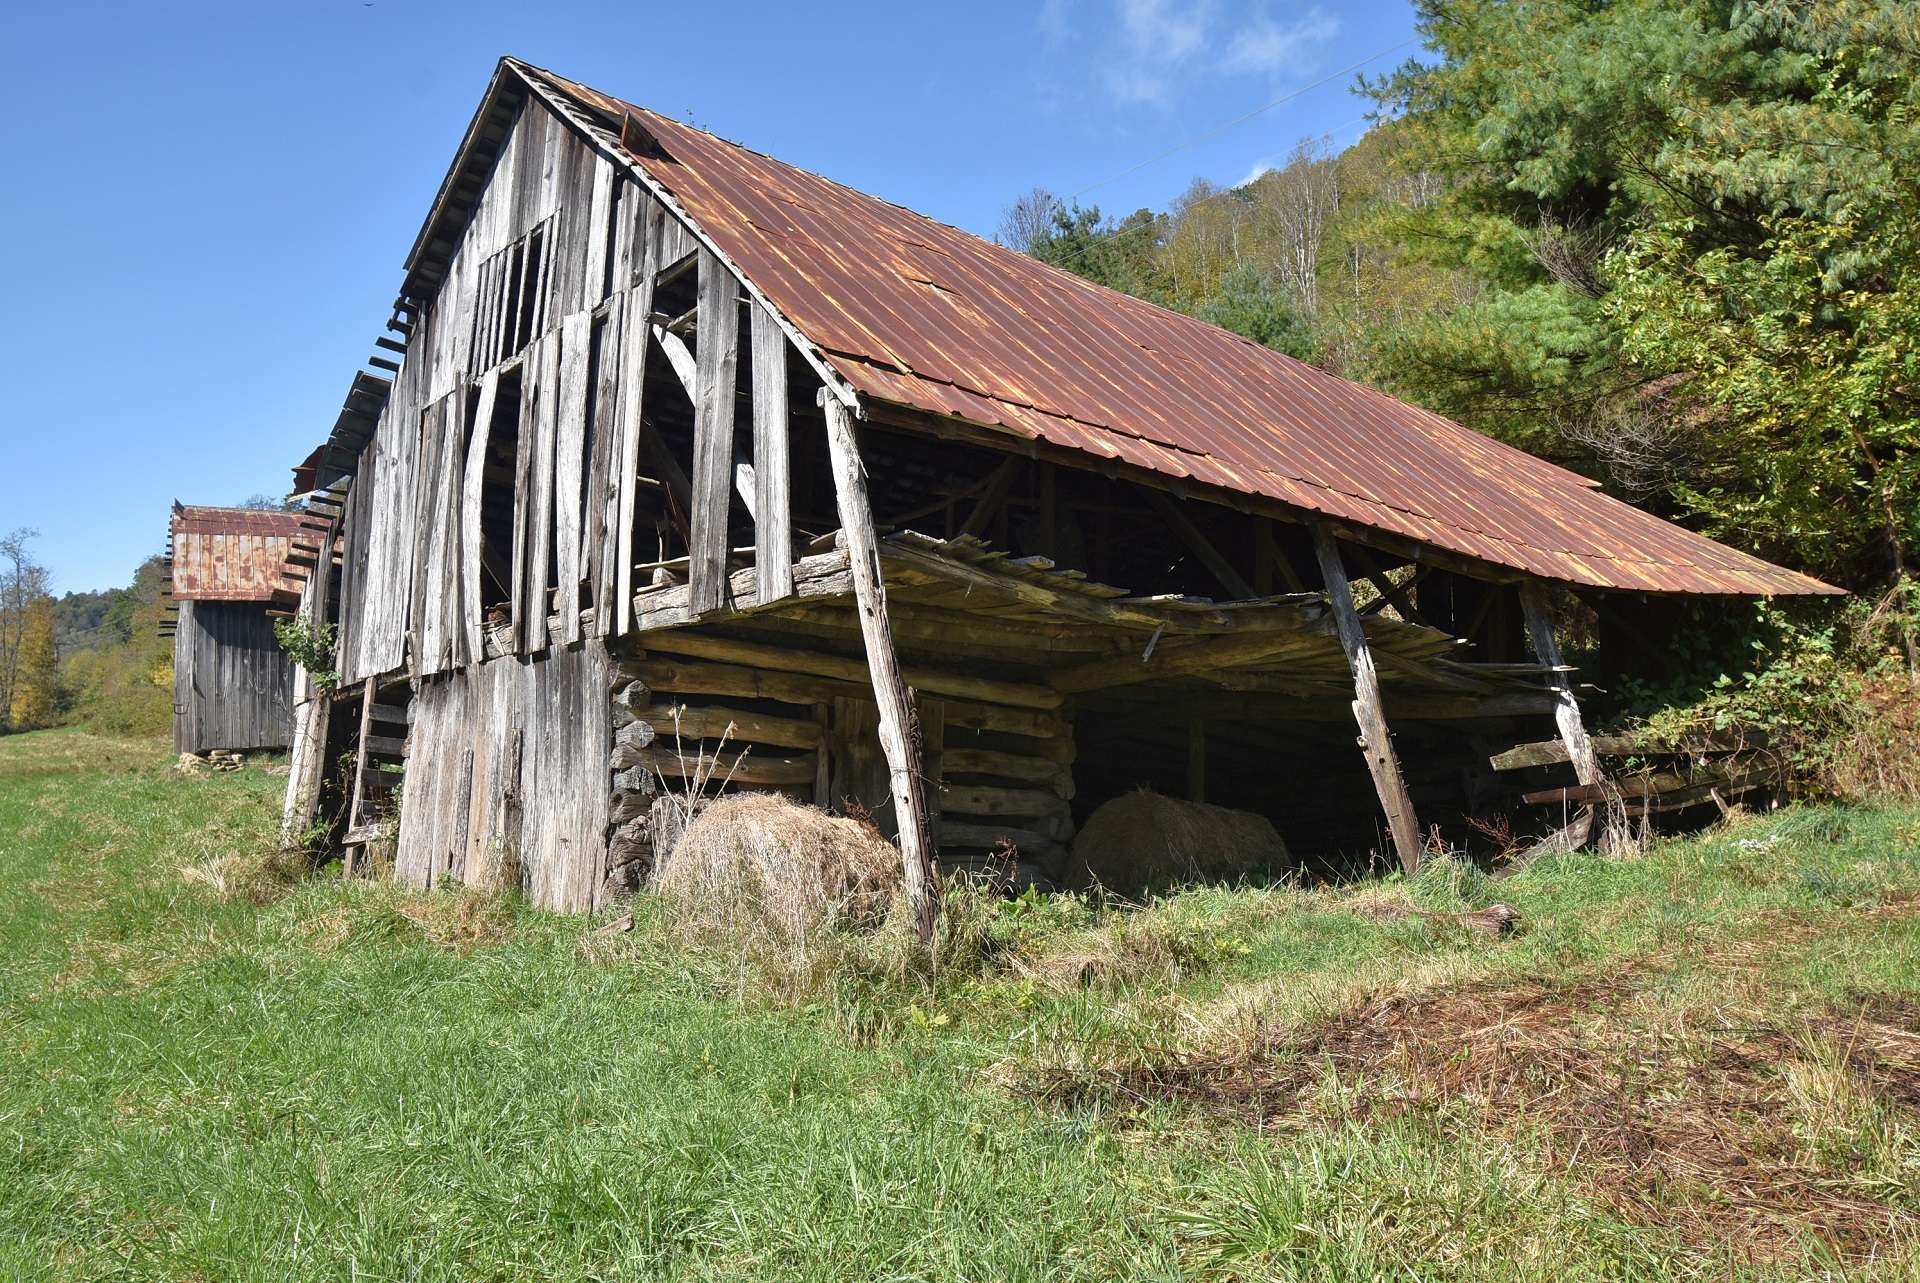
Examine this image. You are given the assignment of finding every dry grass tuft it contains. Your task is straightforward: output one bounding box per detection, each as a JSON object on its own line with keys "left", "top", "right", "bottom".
{"left": 179, "top": 848, "right": 310, "bottom": 905}
{"left": 394, "top": 882, "right": 516, "bottom": 950}
{"left": 1063, "top": 789, "right": 1288, "bottom": 896}
{"left": 653, "top": 793, "right": 903, "bottom": 979}
{"left": 1022, "top": 966, "right": 1920, "bottom": 1265}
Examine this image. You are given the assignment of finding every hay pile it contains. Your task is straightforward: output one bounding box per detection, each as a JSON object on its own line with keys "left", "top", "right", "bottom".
{"left": 1063, "top": 789, "right": 1287, "bottom": 896}
{"left": 652, "top": 793, "right": 902, "bottom": 957}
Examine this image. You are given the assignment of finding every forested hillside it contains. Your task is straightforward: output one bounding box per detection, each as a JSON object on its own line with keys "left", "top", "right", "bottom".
{"left": 1006, "top": 0, "right": 1918, "bottom": 594}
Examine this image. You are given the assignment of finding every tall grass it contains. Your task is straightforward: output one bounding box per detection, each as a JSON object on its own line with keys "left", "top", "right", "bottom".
{"left": 3, "top": 728, "right": 1919, "bottom": 1280}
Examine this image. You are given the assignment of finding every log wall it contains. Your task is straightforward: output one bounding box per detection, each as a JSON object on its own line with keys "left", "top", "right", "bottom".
{"left": 172, "top": 599, "right": 295, "bottom": 755}
{"left": 601, "top": 635, "right": 1074, "bottom": 893}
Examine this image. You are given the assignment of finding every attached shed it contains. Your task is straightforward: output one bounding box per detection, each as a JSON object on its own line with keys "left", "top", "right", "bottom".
{"left": 165, "top": 504, "right": 303, "bottom": 755}
{"left": 276, "top": 59, "right": 1837, "bottom": 912}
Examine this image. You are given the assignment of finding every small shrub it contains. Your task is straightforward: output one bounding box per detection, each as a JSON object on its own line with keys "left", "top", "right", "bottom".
{"left": 1635, "top": 589, "right": 1920, "bottom": 802}
{"left": 273, "top": 617, "right": 339, "bottom": 692}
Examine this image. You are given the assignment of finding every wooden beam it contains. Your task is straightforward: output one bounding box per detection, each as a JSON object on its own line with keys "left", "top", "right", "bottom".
{"left": 630, "top": 549, "right": 853, "bottom": 631}
{"left": 690, "top": 251, "right": 738, "bottom": 615}
{"left": 1146, "top": 490, "right": 1257, "bottom": 600}
{"left": 345, "top": 678, "right": 379, "bottom": 850}
{"left": 876, "top": 539, "right": 1316, "bottom": 635}
{"left": 823, "top": 394, "right": 941, "bottom": 943}
{"left": 1359, "top": 564, "right": 1431, "bottom": 620}
{"left": 1048, "top": 626, "right": 1330, "bottom": 694}
{"left": 750, "top": 302, "right": 793, "bottom": 604}
{"left": 957, "top": 459, "right": 1018, "bottom": 540}
{"left": 1313, "top": 524, "right": 1423, "bottom": 873}
{"left": 639, "top": 628, "right": 1062, "bottom": 710}
{"left": 941, "top": 747, "right": 1074, "bottom": 798}
{"left": 633, "top": 702, "right": 824, "bottom": 750}
{"left": 1520, "top": 582, "right": 1603, "bottom": 844}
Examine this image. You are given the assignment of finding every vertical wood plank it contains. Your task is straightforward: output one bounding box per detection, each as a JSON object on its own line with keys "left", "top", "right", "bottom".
{"left": 1313, "top": 523, "right": 1423, "bottom": 874}
{"left": 555, "top": 311, "right": 592, "bottom": 644}
{"left": 585, "top": 308, "right": 619, "bottom": 635}
{"left": 823, "top": 395, "right": 940, "bottom": 943}
{"left": 524, "top": 333, "right": 560, "bottom": 652}
{"left": 583, "top": 156, "right": 615, "bottom": 307}
{"left": 611, "top": 203, "right": 659, "bottom": 636}
{"left": 510, "top": 362, "right": 536, "bottom": 651}
{"left": 462, "top": 370, "right": 499, "bottom": 659}
{"left": 346, "top": 678, "right": 378, "bottom": 838}
{"left": 750, "top": 301, "right": 793, "bottom": 604}
{"left": 690, "top": 250, "right": 739, "bottom": 616}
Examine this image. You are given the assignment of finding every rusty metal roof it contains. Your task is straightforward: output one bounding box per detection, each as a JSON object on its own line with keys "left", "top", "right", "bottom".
{"left": 523, "top": 63, "right": 1834, "bottom": 597}
{"left": 168, "top": 505, "right": 307, "bottom": 602}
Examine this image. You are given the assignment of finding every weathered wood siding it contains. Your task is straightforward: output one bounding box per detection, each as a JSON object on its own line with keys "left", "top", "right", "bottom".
{"left": 172, "top": 600, "right": 295, "bottom": 754}
{"left": 334, "top": 95, "right": 719, "bottom": 685}
{"left": 394, "top": 641, "right": 612, "bottom": 912}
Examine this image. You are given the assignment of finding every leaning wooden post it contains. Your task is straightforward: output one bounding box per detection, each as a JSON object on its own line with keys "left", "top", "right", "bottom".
{"left": 1312, "top": 524, "right": 1423, "bottom": 874}
{"left": 821, "top": 392, "right": 941, "bottom": 942}
{"left": 1519, "top": 581, "right": 1603, "bottom": 846}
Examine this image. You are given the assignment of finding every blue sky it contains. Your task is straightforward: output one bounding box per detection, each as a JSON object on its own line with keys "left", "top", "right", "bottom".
{"left": 0, "top": 0, "right": 1420, "bottom": 595}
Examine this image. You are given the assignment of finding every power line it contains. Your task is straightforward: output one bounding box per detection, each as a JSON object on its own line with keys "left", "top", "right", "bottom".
{"left": 1067, "top": 37, "right": 1418, "bottom": 201}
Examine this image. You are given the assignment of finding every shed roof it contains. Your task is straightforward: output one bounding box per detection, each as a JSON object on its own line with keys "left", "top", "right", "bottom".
{"left": 515, "top": 62, "right": 1835, "bottom": 598}
{"left": 168, "top": 504, "right": 306, "bottom": 602}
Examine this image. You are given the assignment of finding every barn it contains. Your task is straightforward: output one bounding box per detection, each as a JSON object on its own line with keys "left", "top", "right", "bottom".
{"left": 163, "top": 504, "right": 302, "bottom": 756}
{"left": 275, "top": 58, "right": 1837, "bottom": 914}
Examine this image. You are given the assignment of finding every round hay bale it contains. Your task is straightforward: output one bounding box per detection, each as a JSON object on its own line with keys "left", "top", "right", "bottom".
{"left": 1064, "top": 789, "right": 1288, "bottom": 896}
{"left": 653, "top": 793, "right": 902, "bottom": 948}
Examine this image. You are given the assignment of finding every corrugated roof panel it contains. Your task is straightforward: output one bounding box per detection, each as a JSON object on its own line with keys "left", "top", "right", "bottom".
{"left": 169, "top": 506, "right": 306, "bottom": 602}
{"left": 529, "top": 65, "right": 1838, "bottom": 597}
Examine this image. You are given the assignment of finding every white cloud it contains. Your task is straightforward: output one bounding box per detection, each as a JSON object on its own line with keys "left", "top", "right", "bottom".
{"left": 1099, "top": 0, "right": 1219, "bottom": 105}
{"left": 1084, "top": 1, "right": 1341, "bottom": 108}
{"left": 1237, "top": 157, "right": 1278, "bottom": 186}
{"left": 1037, "top": 0, "right": 1073, "bottom": 42}
{"left": 1219, "top": 6, "right": 1340, "bottom": 77}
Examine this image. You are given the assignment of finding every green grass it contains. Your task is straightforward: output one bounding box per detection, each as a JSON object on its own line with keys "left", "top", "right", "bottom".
{"left": 3, "top": 727, "right": 1919, "bottom": 1281}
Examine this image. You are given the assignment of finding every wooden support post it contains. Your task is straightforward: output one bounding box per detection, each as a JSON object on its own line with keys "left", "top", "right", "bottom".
{"left": 750, "top": 301, "right": 793, "bottom": 604}
{"left": 1313, "top": 524, "right": 1423, "bottom": 873}
{"left": 690, "top": 250, "right": 739, "bottom": 616}
{"left": 823, "top": 393, "right": 941, "bottom": 943}
{"left": 1520, "top": 582, "right": 1602, "bottom": 846}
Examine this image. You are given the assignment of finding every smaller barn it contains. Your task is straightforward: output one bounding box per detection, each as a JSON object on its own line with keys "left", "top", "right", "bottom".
{"left": 163, "top": 504, "right": 303, "bottom": 755}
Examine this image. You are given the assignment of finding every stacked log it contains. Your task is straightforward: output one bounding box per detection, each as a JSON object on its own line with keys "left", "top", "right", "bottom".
{"left": 603, "top": 644, "right": 832, "bottom": 892}
{"left": 935, "top": 714, "right": 1076, "bottom": 889}
{"left": 601, "top": 630, "right": 1080, "bottom": 894}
